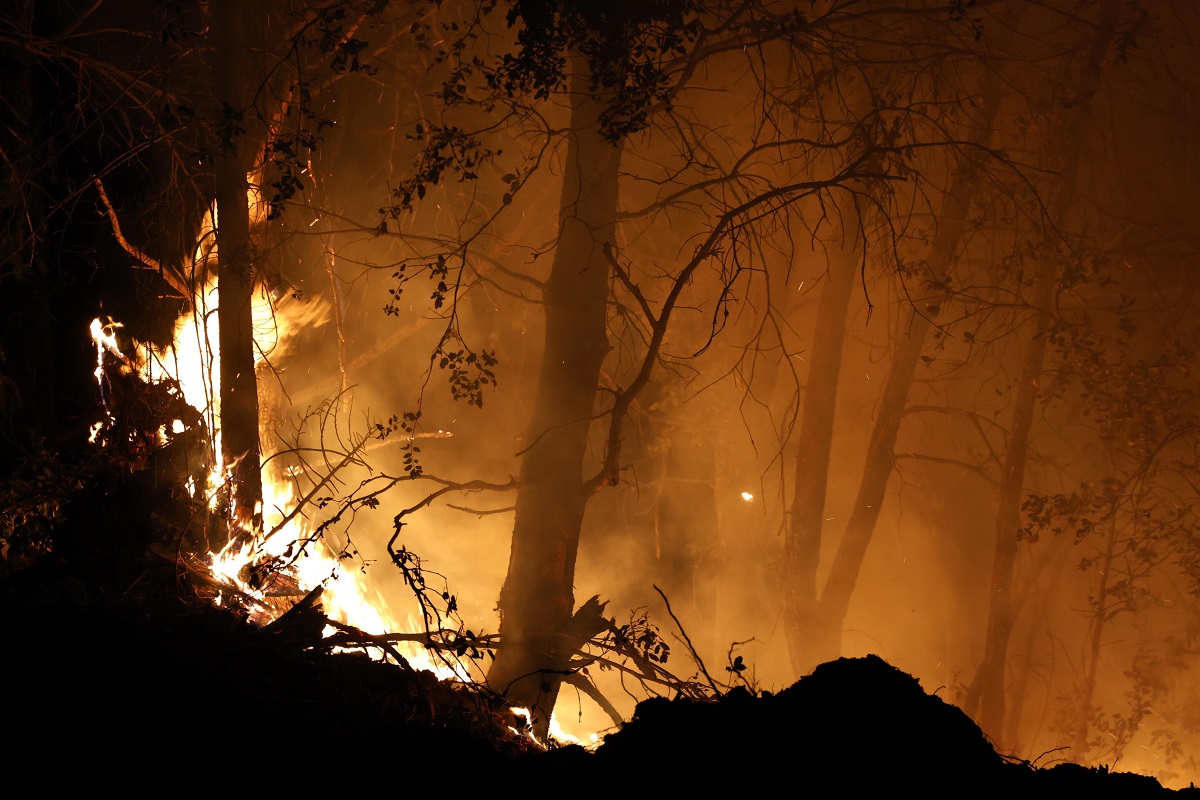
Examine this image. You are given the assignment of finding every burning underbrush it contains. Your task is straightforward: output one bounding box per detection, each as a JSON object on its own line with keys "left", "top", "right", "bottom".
{"left": 1, "top": 353, "right": 1195, "bottom": 795}
{"left": 63, "top": 290, "right": 714, "bottom": 743}
{"left": 0, "top": 281, "right": 1189, "bottom": 795}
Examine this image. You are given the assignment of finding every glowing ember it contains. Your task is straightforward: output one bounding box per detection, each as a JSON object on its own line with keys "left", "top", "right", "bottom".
{"left": 741, "top": 491, "right": 754, "bottom": 502}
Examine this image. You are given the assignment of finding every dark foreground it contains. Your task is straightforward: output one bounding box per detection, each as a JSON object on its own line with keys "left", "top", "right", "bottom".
{"left": 1, "top": 555, "right": 1195, "bottom": 798}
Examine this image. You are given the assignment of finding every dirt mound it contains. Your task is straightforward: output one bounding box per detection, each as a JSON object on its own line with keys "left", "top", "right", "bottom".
{"left": 540, "top": 655, "right": 1191, "bottom": 798}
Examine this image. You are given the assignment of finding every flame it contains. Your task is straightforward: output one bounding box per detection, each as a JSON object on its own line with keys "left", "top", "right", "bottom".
{"left": 89, "top": 198, "right": 613, "bottom": 752}
{"left": 89, "top": 317, "right": 127, "bottom": 441}
{"left": 87, "top": 202, "right": 468, "bottom": 684}
{"left": 548, "top": 716, "right": 599, "bottom": 749}
{"left": 505, "top": 707, "right": 598, "bottom": 750}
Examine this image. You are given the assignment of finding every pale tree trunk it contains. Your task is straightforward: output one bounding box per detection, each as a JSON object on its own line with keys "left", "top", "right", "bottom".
{"left": 210, "top": 0, "right": 262, "bottom": 530}
{"left": 966, "top": 0, "right": 1120, "bottom": 741}
{"left": 487, "top": 71, "right": 621, "bottom": 736}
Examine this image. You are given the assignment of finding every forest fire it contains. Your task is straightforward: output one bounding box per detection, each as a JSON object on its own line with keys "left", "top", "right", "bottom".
{"left": 84, "top": 196, "right": 476, "bottom": 685}
{"left": 6, "top": 0, "right": 1200, "bottom": 793}
{"left": 88, "top": 299, "right": 486, "bottom": 690}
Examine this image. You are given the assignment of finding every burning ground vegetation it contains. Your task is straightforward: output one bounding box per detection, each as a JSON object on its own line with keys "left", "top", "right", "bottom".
{"left": 0, "top": 336, "right": 1195, "bottom": 797}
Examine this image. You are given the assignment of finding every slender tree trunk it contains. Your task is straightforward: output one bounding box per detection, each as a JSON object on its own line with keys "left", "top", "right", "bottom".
{"left": 1004, "top": 607, "right": 1044, "bottom": 751}
{"left": 966, "top": 0, "right": 1119, "bottom": 740}
{"left": 210, "top": 0, "right": 262, "bottom": 530}
{"left": 782, "top": 73, "right": 1000, "bottom": 672}
{"left": 1003, "top": 532, "right": 1071, "bottom": 748}
{"left": 1073, "top": 512, "right": 1119, "bottom": 758}
{"left": 653, "top": 394, "right": 720, "bottom": 662}
{"left": 819, "top": 52, "right": 1009, "bottom": 644}
{"left": 968, "top": 260, "right": 1056, "bottom": 737}
{"left": 487, "top": 72, "right": 621, "bottom": 735}
{"left": 781, "top": 214, "right": 860, "bottom": 672}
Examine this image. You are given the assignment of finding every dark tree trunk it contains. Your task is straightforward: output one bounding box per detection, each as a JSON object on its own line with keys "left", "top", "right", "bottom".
{"left": 1002, "top": 532, "right": 1070, "bottom": 749}
{"left": 487, "top": 72, "right": 621, "bottom": 735}
{"left": 780, "top": 39, "right": 1008, "bottom": 674}
{"left": 967, "top": 256, "right": 1056, "bottom": 738}
{"left": 652, "top": 394, "right": 721, "bottom": 661}
{"left": 814, "top": 129, "right": 985, "bottom": 661}
{"left": 210, "top": 0, "right": 262, "bottom": 530}
{"left": 781, "top": 215, "right": 860, "bottom": 672}
{"left": 966, "top": 0, "right": 1119, "bottom": 740}
{"left": 781, "top": 97, "right": 996, "bottom": 672}
{"left": 1073, "top": 513, "right": 1119, "bottom": 757}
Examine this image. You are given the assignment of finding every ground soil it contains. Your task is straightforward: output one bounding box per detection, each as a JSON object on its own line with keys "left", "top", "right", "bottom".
{"left": 1, "top": 540, "right": 1195, "bottom": 797}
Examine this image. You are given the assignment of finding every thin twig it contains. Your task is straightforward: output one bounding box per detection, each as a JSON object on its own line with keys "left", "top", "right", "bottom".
{"left": 653, "top": 584, "right": 720, "bottom": 695}
{"left": 563, "top": 672, "right": 625, "bottom": 728}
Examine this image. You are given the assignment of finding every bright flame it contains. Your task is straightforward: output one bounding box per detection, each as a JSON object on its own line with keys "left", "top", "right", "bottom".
{"left": 90, "top": 316, "right": 125, "bottom": 367}
{"left": 548, "top": 715, "right": 599, "bottom": 749}
{"left": 86, "top": 197, "right": 536, "bottom": 725}
{"left": 89, "top": 317, "right": 135, "bottom": 444}
{"left": 508, "top": 706, "right": 544, "bottom": 747}
{"left": 88, "top": 304, "right": 484, "bottom": 688}
{"left": 741, "top": 491, "right": 754, "bottom": 502}
{"left": 85, "top": 204, "right": 469, "bottom": 686}
{"left": 502, "top": 708, "right": 599, "bottom": 750}
{"left": 125, "top": 204, "right": 331, "bottom": 512}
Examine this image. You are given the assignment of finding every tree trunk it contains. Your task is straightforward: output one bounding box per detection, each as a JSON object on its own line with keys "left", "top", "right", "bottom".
{"left": 653, "top": 393, "right": 721, "bottom": 662}
{"left": 210, "top": 0, "right": 262, "bottom": 530}
{"left": 1003, "top": 531, "right": 1071, "bottom": 749}
{"left": 782, "top": 72, "right": 1000, "bottom": 672}
{"left": 966, "top": 0, "right": 1119, "bottom": 740}
{"left": 487, "top": 72, "right": 621, "bottom": 736}
{"left": 1073, "top": 510, "right": 1119, "bottom": 758}
{"left": 821, "top": 45, "right": 1015, "bottom": 645}
{"left": 780, "top": 214, "right": 860, "bottom": 673}
{"left": 967, "top": 258, "right": 1056, "bottom": 738}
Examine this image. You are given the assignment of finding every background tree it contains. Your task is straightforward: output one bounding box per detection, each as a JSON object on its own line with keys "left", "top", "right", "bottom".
{"left": 373, "top": 0, "right": 1018, "bottom": 733}
{"left": 780, "top": 8, "right": 1010, "bottom": 674}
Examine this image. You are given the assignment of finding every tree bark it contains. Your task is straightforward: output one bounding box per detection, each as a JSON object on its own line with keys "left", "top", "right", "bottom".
{"left": 487, "top": 71, "right": 621, "bottom": 736}
{"left": 210, "top": 0, "right": 262, "bottom": 530}
{"left": 1002, "top": 531, "right": 1071, "bottom": 749}
{"left": 652, "top": 392, "right": 721, "bottom": 662}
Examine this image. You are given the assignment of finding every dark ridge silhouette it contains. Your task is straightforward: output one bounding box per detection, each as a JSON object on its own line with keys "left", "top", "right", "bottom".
{"left": 1, "top": 556, "right": 1193, "bottom": 797}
